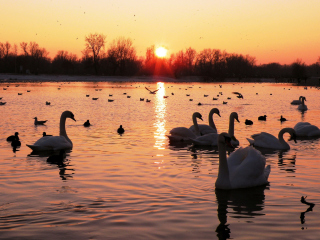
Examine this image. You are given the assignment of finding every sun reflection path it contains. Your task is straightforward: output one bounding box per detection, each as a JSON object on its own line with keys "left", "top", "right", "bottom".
{"left": 153, "top": 82, "right": 167, "bottom": 150}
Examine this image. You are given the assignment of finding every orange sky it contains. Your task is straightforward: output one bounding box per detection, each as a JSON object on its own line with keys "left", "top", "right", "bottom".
{"left": 1, "top": 0, "right": 320, "bottom": 65}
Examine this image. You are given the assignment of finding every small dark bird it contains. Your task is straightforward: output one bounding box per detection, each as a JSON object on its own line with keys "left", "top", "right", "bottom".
{"left": 47, "top": 149, "right": 66, "bottom": 164}
{"left": 11, "top": 135, "right": 21, "bottom": 153}
{"left": 140, "top": 98, "right": 144, "bottom": 101}
{"left": 198, "top": 102, "right": 202, "bottom": 105}
{"left": 146, "top": 99, "right": 151, "bottom": 102}
{"left": 258, "top": 115, "right": 267, "bottom": 121}
{"left": 34, "top": 117, "right": 47, "bottom": 125}
{"left": 223, "top": 101, "right": 228, "bottom": 104}
{"left": 83, "top": 120, "right": 91, "bottom": 127}
{"left": 145, "top": 87, "right": 160, "bottom": 94}
{"left": 43, "top": 132, "right": 52, "bottom": 137}
{"left": 280, "top": 115, "right": 287, "bottom": 122}
{"left": 7, "top": 132, "right": 19, "bottom": 141}
{"left": 232, "top": 92, "right": 243, "bottom": 99}
{"left": 117, "top": 125, "right": 125, "bottom": 134}
{"left": 245, "top": 119, "right": 253, "bottom": 125}
{"left": 92, "top": 98, "right": 98, "bottom": 100}
{"left": 108, "top": 99, "right": 114, "bottom": 102}
{"left": 86, "top": 95, "right": 89, "bottom": 97}
{"left": 46, "top": 101, "right": 51, "bottom": 105}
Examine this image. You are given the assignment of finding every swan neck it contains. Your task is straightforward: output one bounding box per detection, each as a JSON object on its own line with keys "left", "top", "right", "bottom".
{"left": 60, "top": 113, "right": 71, "bottom": 144}
{"left": 192, "top": 114, "right": 200, "bottom": 135}
{"left": 209, "top": 111, "right": 217, "bottom": 130}
{"left": 278, "top": 128, "right": 290, "bottom": 147}
{"left": 216, "top": 139, "right": 231, "bottom": 189}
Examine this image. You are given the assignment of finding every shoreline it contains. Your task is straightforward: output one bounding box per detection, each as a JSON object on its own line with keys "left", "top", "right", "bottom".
{"left": 0, "top": 73, "right": 319, "bottom": 86}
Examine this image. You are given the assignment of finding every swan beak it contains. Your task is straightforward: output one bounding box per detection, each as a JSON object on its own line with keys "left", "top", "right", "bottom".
{"left": 72, "top": 117, "right": 76, "bottom": 122}
{"left": 236, "top": 118, "right": 240, "bottom": 123}
{"left": 217, "top": 113, "right": 221, "bottom": 117}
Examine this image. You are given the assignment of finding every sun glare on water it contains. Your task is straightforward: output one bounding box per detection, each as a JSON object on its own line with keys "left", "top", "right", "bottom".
{"left": 155, "top": 47, "right": 167, "bottom": 58}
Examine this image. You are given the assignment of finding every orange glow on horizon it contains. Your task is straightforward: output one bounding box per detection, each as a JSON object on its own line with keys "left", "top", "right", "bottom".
{"left": 155, "top": 47, "right": 167, "bottom": 58}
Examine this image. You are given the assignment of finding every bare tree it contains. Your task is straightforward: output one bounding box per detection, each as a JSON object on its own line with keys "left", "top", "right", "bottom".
{"left": 84, "top": 33, "right": 106, "bottom": 74}
{"left": 20, "top": 42, "right": 29, "bottom": 56}
{"left": 107, "top": 37, "right": 137, "bottom": 75}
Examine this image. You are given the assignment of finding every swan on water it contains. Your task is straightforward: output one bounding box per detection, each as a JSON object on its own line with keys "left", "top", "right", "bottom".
{"left": 189, "top": 108, "right": 221, "bottom": 135}
{"left": 297, "top": 96, "right": 307, "bottom": 111}
{"left": 293, "top": 122, "right": 320, "bottom": 137}
{"left": 167, "top": 112, "right": 203, "bottom": 142}
{"left": 215, "top": 132, "right": 270, "bottom": 190}
{"left": 247, "top": 128, "right": 297, "bottom": 150}
{"left": 228, "top": 112, "right": 240, "bottom": 146}
{"left": 291, "top": 96, "right": 303, "bottom": 105}
{"left": 27, "top": 111, "right": 76, "bottom": 151}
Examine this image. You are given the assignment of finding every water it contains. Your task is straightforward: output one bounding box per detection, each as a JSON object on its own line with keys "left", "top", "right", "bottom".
{"left": 0, "top": 80, "right": 319, "bottom": 239}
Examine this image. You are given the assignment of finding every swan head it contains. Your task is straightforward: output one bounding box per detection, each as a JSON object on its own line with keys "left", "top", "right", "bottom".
{"left": 193, "top": 112, "right": 203, "bottom": 121}
{"left": 218, "top": 132, "right": 234, "bottom": 148}
{"left": 230, "top": 112, "right": 240, "bottom": 123}
{"left": 65, "top": 111, "right": 76, "bottom": 122}
{"left": 210, "top": 108, "right": 221, "bottom": 117}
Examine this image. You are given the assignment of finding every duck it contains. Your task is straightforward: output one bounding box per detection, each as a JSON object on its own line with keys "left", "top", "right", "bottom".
{"left": 293, "top": 122, "right": 320, "bottom": 137}
{"left": 215, "top": 132, "right": 270, "bottom": 190}
{"left": 7, "top": 132, "right": 19, "bottom": 141}
{"left": 43, "top": 132, "right": 52, "bottom": 137}
{"left": 46, "top": 149, "right": 66, "bottom": 164}
{"left": 228, "top": 112, "right": 240, "bottom": 146}
{"left": 11, "top": 135, "right": 21, "bottom": 153}
{"left": 46, "top": 101, "right": 51, "bottom": 105}
{"left": 245, "top": 119, "right": 253, "bottom": 125}
{"left": 258, "top": 115, "right": 267, "bottom": 121}
{"left": 290, "top": 96, "right": 303, "bottom": 105}
{"left": 83, "top": 120, "right": 91, "bottom": 127}
{"left": 117, "top": 125, "right": 125, "bottom": 134}
{"left": 280, "top": 115, "right": 287, "bottom": 122}
{"left": 247, "top": 128, "right": 297, "bottom": 150}
{"left": 0, "top": 102, "right": 6, "bottom": 105}
{"left": 27, "top": 111, "right": 76, "bottom": 151}
{"left": 297, "top": 96, "right": 307, "bottom": 111}
{"left": 167, "top": 112, "right": 203, "bottom": 142}
{"left": 189, "top": 108, "right": 221, "bottom": 135}
{"left": 34, "top": 117, "right": 47, "bottom": 125}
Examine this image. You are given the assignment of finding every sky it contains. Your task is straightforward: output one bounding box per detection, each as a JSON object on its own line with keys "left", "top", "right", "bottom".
{"left": 1, "top": 0, "right": 320, "bottom": 65}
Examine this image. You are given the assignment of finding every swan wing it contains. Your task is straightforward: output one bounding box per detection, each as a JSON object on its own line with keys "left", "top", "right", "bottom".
{"left": 250, "top": 132, "right": 280, "bottom": 148}
{"left": 27, "top": 136, "right": 72, "bottom": 151}
{"left": 190, "top": 133, "right": 218, "bottom": 146}
{"left": 229, "top": 146, "right": 269, "bottom": 188}
{"left": 189, "top": 124, "right": 217, "bottom": 135}
{"left": 294, "top": 122, "right": 320, "bottom": 137}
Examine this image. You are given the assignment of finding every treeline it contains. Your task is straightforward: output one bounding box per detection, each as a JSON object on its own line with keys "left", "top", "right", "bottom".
{"left": 1, "top": 34, "right": 320, "bottom": 80}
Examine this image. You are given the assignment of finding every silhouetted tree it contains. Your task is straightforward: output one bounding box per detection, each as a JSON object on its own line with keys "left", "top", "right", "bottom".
{"left": 292, "top": 59, "right": 307, "bottom": 81}
{"left": 84, "top": 33, "right": 106, "bottom": 75}
{"left": 52, "top": 50, "right": 78, "bottom": 74}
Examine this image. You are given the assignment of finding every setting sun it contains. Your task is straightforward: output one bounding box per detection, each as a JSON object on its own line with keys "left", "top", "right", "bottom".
{"left": 155, "top": 47, "right": 167, "bottom": 58}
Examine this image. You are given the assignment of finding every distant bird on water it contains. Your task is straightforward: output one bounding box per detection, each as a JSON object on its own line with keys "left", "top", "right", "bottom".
{"left": 232, "top": 92, "right": 243, "bottom": 99}
{"left": 83, "top": 120, "right": 91, "bottom": 127}
{"left": 11, "top": 134, "right": 21, "bottom": 153}
{"left": 34, "top": 117, "right": 47, "bottom": 125}
{"left": 7, "top": 132, "right": 19, "bottom": 141}
{"left": 280, "top": 115, "right": 287, "bottom": 122}
{"left": 117, "top": 125, "right": 125, "bottom": 134}
{"left": 258, "top": 115, "right": 267, "bottom": 121}
{"left": 43, "top": 132, "right": 52, "bottom": 137}
{"left": 245, "top": 119, "right": 253, "bottom": 125}
{"left": 46, "top": 101, "right": 51, "bottom": 105}
{"left": 145, "top": 87, "right": 160, "bottom": 94}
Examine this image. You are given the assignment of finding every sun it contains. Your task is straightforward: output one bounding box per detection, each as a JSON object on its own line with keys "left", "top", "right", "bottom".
{"left": 155, "top": 47, "right": 167, "bottom": 58}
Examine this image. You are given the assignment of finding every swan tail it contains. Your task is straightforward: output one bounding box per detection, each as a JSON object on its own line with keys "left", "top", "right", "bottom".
{"left": 247, "top": 138, "right": 254, "bottom": 145}
{"left": 264, "top": 165, "right": 271, "bottom": 180}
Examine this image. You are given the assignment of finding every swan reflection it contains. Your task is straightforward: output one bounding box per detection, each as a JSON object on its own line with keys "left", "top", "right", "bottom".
{"left": 153, "top": 82, "right": 167, "bottom": 150}
{"left": 215, "top": 185, "right": 268, "bottom": 239}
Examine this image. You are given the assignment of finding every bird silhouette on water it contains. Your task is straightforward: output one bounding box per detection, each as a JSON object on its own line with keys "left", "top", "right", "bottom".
{"left": 43, "top": 132, "right": 52, "bottom": 137}
{"left": 258, "top": 115, "right": 267, "bottom": 121}
{"left": 117, "top": 125, "right": 125, "bottom": 134}
{"left": 11, "top": 135, "right": 21, "bottom": 153}
{"left": 83, "top": 120, "right": 91, "bottom": 127}
{"left": 280, "top": 115, "right": 287, "bottom": 122}
{"left": 34, "top": 117, "right": 47, "bottom": 125}
{"left": 7, "top": 132, "right": 19, "bottom": 141}
{"left": 245, "top": 119, "right": 253, "bottom": 125}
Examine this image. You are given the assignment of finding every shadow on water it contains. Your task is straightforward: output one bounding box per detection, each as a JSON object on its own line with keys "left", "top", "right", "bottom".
{"left": 215, "top": 185, "right": 269, "bottom": 240}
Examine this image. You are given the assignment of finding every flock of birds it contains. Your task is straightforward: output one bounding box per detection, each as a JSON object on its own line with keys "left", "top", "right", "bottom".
{"left": 3, "top": 81, "right": 318, "bottom": 191}
{"left": 166, "top": 94, "right": 319, "bottom": 190}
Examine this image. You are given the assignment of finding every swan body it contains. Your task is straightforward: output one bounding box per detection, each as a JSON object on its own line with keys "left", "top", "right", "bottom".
{"left": 189, "top": 108, "right": 220, "bottom": 135}
{"left": 215, "top": 132, "right": 270, "bottom": 190}
{"left": 167, "top": 112, "right": 203, "bottom": 142}
{"left": 191, "top": 132, "right": 219, "bottom": 146}
{"left": 294, "top": 122, "right": 320, "bottom": 137}
{"left": 228, "top": 112, "right": 240, "bottom": 146}
{"left": 27, "top": 111, "right": 76, "bottom": 151}
{"left": 291, "top": 96, "right": 303, "bottom": 105}
{"left": 298, "top": 96, "right": 307, "bottom": 111}
{"left": 247, "top": 128, "right": 296, "bottom": 150}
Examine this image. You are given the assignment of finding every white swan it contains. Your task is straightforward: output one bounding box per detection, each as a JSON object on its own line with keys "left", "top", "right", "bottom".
{"left": 298, "top": 96, "right": 307, "bottom": 111}
{"left": 189, "top": 108, "right": 220, "bottom": 135}
{"left": 291, "top": 96, "right": 303, "bottom": 105}
{"left": 215, "top": 132, "right": 270, "bottom": 189}
{"left": 228, "top": 112, "right": 240, "bottom": 146}
{"left": 27, "top": 111, "right": 76, "bottom": 151}
{"left": 293, "top": 122, "right": 320, "bottom": 137}
{"left": 247, "top": 128, "right": 296, "bottom": 150}
{"left": 167, "top": 112, "right": 203, "bottom": 142}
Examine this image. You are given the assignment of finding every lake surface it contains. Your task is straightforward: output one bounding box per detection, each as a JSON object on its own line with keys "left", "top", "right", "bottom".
{"left": 0, "top": 80, "right": 319, "bottom": 240}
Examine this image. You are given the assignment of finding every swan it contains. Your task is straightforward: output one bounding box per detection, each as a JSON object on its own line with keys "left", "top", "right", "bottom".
{"left": 298, "top": 96, "right": 307, "bottom": 111}
{"left": 189, "top": 108, "right": 220, "bottom": 135}
{"left": 215, "top": 132, "right": 270, "bottom": 189}
{"left": 167, "top": 112, "right": 203, "bottom": 142}
{"left": 247, "top": 128, "right": 296, "bottom": 150}
{"left": 228, "top": 112, "right": 240, "bottom": 146}
{"left": 293, "top": 122, "right": 320, "bottom": 137}
{"left": 27, "top": 111, "right": 76, "bottom": 151}
{"left": 291, "top": 96, "right": 303, "bottom": 105}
